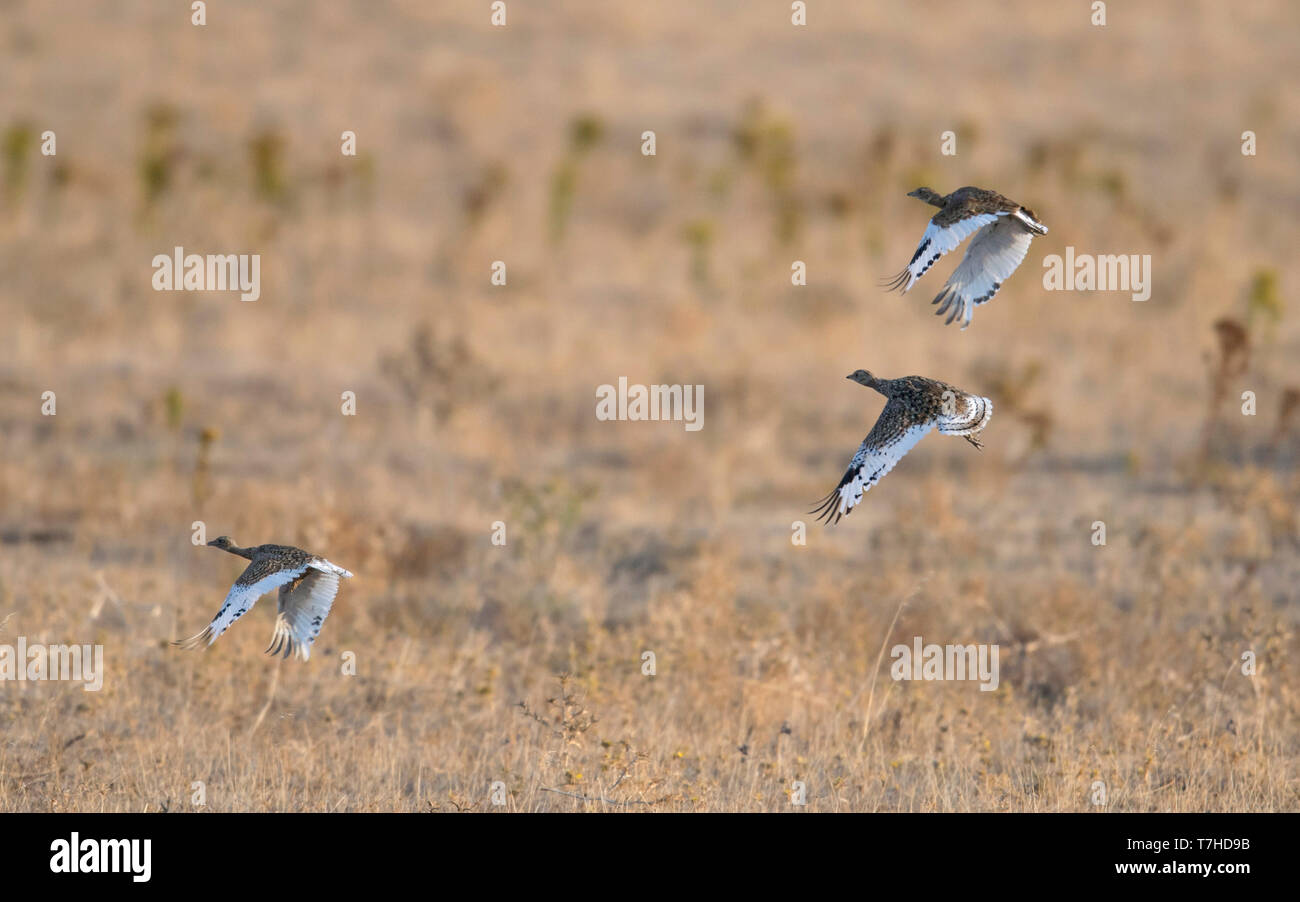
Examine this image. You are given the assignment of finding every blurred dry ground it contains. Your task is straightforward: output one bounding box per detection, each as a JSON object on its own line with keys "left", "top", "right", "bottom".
{"left": 0, "top": 1, "right": 1298, "bottom": 810}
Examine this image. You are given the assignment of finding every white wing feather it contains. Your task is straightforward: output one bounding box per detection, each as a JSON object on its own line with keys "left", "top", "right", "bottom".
{"left": 812, "top": 422, "right": 932, "bottom": 523}
{"left": 174, "top": 567, "right": 306, "bottom": 650}
{"left": 932, "top": 218, "right": 1035, "bottom": 329}
{"left": 888, "top": 212, "right": 1004, "bottom": 293}
{"left": 265, "top": 562, "right": 349, "bottom": 661}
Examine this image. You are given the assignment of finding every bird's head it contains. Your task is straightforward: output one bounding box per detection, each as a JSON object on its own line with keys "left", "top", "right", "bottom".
{"left": 847, "top": 369, "right": 877, "bottom": 387}
{"left": 207, "top": 536, "right": 235, "bottom": 550}
{"left": 907, "top": 187, "right": 945, "bottom": 206}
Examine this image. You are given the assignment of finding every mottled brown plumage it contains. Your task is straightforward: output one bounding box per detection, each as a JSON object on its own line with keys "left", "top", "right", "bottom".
{"left": 883, "top": 186, "right": 1047, "bottom": 329}
{"left": 811, "top": 370, "right": 993, "bottom": 523}
{"left": 929, "top": 186, "right": 1039, "bottom": 228}
{"left": 173, "top": 536, "right": 353, "bottom": 661}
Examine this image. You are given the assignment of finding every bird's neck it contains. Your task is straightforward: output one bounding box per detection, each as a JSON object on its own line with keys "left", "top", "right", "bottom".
{"left": 922, "top": 190, "right": 946, "bottom": 208}
{"left": 225, "top": 545, "right": 255, "bottom": 560}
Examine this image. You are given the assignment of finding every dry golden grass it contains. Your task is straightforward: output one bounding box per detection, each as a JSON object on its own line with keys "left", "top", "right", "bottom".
{"left": 0, "top": 1, "right": 1298, "bottom": 811}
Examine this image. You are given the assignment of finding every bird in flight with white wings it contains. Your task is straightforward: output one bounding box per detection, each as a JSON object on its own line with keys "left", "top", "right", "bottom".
{"left": 882, "top": 186, "right": 1047, "bottom": 329}
{"left": 174, "top": 537, "right": 353, "bottom": 661}
{"left": 811, "top": 370, "right": 992, "bottom": 524}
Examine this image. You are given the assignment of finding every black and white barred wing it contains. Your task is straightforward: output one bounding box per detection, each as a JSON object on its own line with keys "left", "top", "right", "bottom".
{"left": 883, "top": 212, "right": 1003, "bottom": 294}
{"left": 174, "top": 563, "right": 306, "bottom": 651}
{"left": 936, "top": 391, "right": 993, "bottom": 436}
{"left": 812, "top": 411, "right": 932, "bottom": 524}
{"left": 265, "top": 562, "right": 351, "bottom": 661}
{"left": 931, "top": 217, "right": 1035, "bottom": 329}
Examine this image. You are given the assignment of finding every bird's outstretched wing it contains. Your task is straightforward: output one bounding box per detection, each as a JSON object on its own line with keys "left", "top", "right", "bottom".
{"left": 882, "top": 212, "right": 1003, "bottom": 294}
{"left": 173, "top": 562, "right": 307, "bottom": 651}
{"left": 811, "top": 403, "right": 933, "bottom": 524}
{"left": 264, "top": 564, "right": 347, "bottom": 661}
{"left": 931, "top": 217, "right": 1035, "bottom": 329}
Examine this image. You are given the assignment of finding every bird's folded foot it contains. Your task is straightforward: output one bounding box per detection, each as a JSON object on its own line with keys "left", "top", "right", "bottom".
{"left": 965, "top": 434, "right": 984, "bottom": 451}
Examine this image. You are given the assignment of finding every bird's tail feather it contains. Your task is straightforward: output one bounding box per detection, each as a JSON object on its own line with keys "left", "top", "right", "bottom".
{"left": 315, "top": 559, "right": 353, "bottom": 578}
{"left": 1013, "top": 209, "right": 1047, "bottom": 235}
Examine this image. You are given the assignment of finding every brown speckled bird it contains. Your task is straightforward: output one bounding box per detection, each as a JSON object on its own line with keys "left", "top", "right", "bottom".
{"left": 811, "top": 370, "right": 992, "bottom": 524}
{"left": 883, "top": 186, "right": 1047, "bottom": 329}
{"left": 173, "top": 537, "right": 353, "bottom": 661}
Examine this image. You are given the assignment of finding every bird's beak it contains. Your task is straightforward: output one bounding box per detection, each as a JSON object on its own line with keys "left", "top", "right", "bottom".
{"left": 846, "top": 373, "right": 854, "bottom": 380}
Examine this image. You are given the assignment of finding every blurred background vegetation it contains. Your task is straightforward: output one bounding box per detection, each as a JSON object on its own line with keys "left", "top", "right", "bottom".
{"left": 0, "top": 0, "right": 1297, "bottom": 811}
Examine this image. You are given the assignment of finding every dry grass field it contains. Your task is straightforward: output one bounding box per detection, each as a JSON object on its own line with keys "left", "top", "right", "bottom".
{"left": 1, "top": 1, "right": 1298, "bottom": 812}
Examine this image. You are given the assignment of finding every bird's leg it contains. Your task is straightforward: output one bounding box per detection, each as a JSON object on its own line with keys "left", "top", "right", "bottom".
{"left": 964, "top": 433, "right": 984, "bottom": 451}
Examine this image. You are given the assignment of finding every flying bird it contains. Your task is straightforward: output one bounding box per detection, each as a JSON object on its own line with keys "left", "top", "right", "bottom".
{"left": 174, "top": 537, "right": 353, "bottom": 661}
{"left": 811, "top": 370, "right": 992, "bottom": 524}
{"left": 883, "top": 186, "right": 1047, "bottom": 329}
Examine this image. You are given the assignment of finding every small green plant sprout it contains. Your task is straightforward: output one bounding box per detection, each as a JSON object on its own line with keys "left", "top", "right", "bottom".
{"left": 1246, "top": 268, "right": 1282, "bottom": 339}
